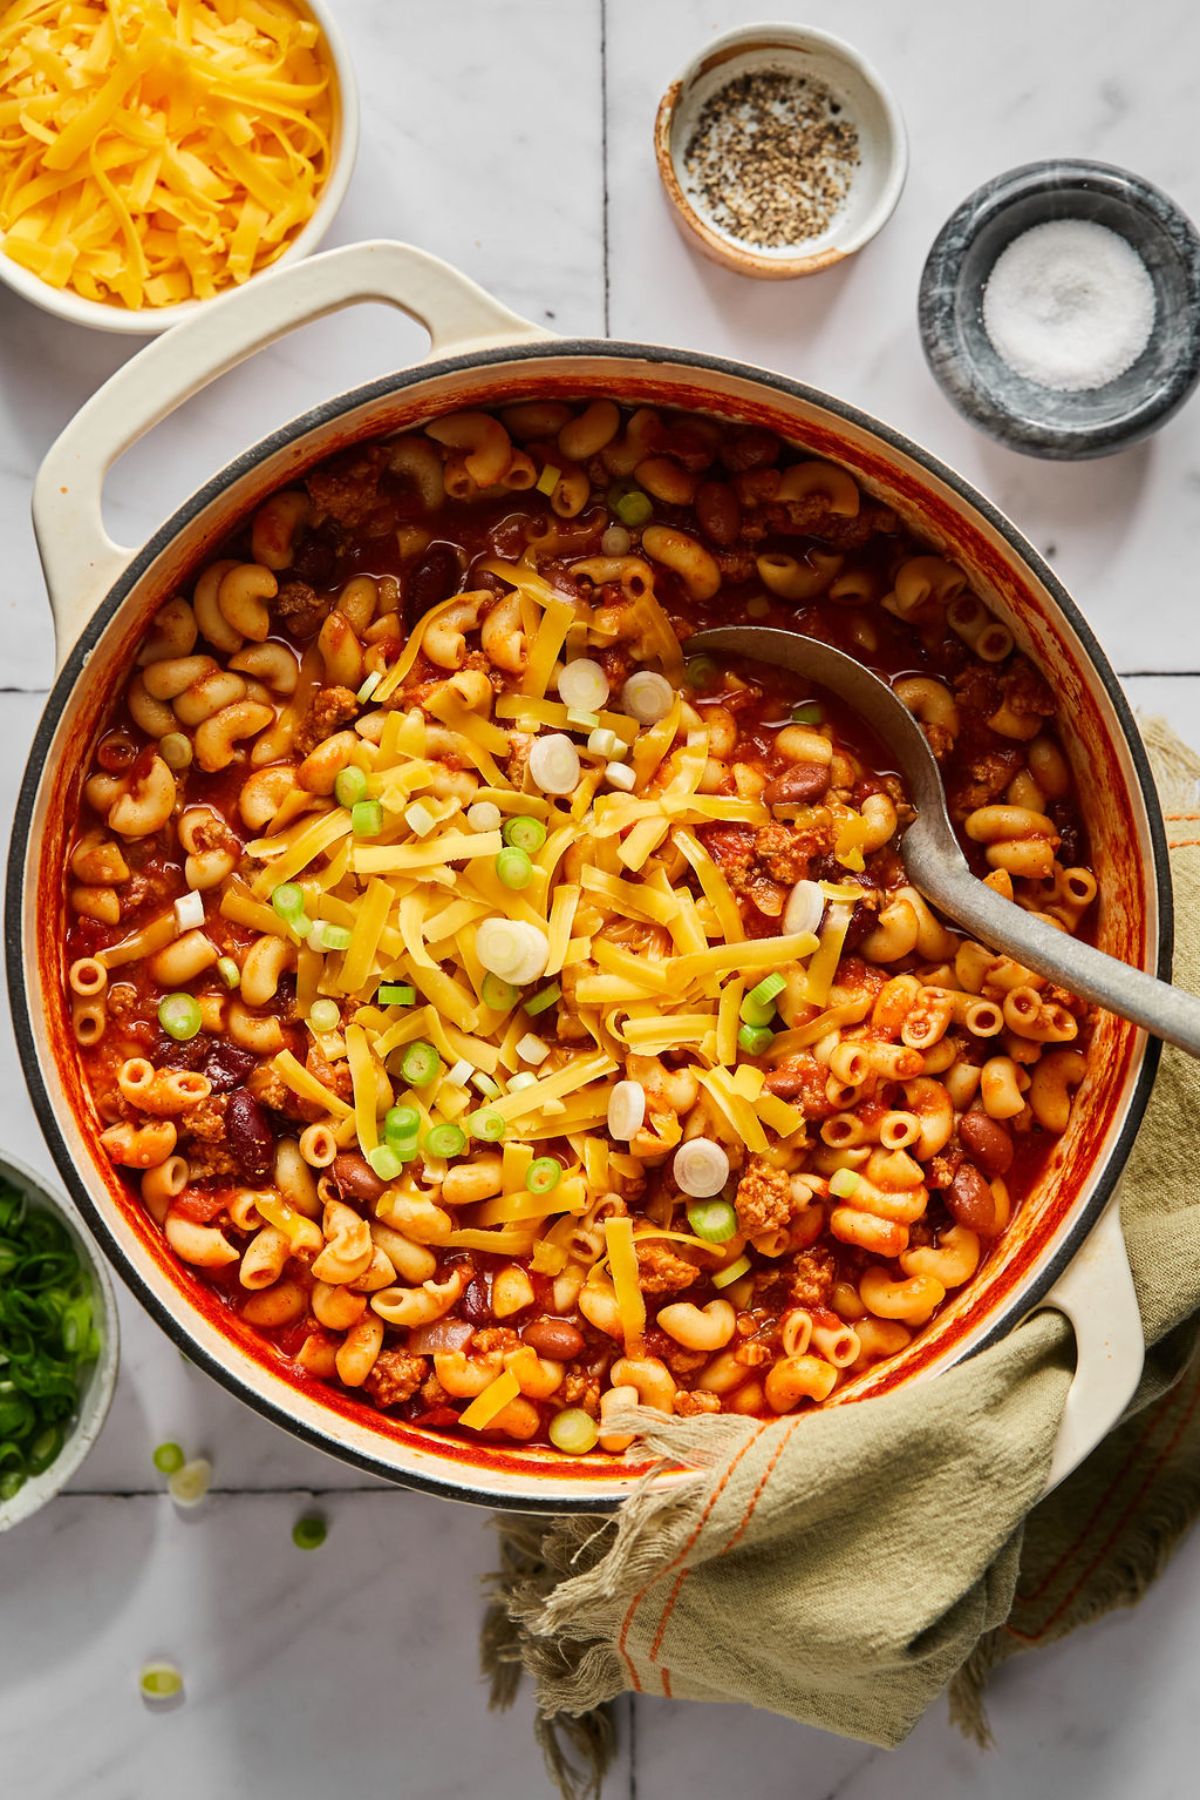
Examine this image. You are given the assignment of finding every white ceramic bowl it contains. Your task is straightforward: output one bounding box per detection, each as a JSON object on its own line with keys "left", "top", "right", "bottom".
{"left": 655, "top": 22, "right": 908, "bottom": 278}
{"left": 0, "top": 0, "right": 359, "bottom": 336}
{"left": 0, "top": 1152, "right": 119, "bottom": 1532}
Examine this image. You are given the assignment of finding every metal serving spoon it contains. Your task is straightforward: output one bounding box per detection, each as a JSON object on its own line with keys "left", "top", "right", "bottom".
{"left": 687, "top": 625, "right": 1200, "bottom": 1058}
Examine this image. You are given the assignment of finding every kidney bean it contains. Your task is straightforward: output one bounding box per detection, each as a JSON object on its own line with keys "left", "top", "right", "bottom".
{"left": 227, "top": 1087, "right": 275, "bottom": 1184}
{"left": 763, "top": 763, "right": 831, "bottom": 807}
{"left": 461, "top": 1277, "right": 492, "bottom": 1327}
{"left": 202, "top": 1041, "right": 258, "bottom": 1093}
{"left": 331, "top": 1152, "right": 387, "bottom": 1204}
{"left": 695, "top": 480, "right": 741, "bottom": 547}
{"left": 154, "top": 1031, "right": 213, "bottom": 1072}
{"left": 721, "top": 425, "right": 780, "bottom": 473}
{"left": 290, "top": 523, "right": 338, "bottom": 587}
{"left": 406, "top": 543, "right": 462, "bottom": 625}
{"left": 522, "top": 1319, "right": 585, "bottom": 1362}
{"left": 947, "top": 1160, "right": 1000, "bottom": 1236}
{"left": 959, "top": 1111, "right": 1014, "bottom": 1178}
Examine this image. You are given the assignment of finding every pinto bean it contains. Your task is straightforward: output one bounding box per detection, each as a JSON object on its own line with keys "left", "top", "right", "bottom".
{"left": 522, "top": 1319, "right": 585, "bottom": 1361}
{"left": 763, "top": 763, "right": 832, "bottom": 807}
{"left": 959, "top": 1111, "right": 1014, "bottom": 1178}
{"left": 947, "top": 1160, "right": 1000, "bottom": 1236}
{"left": 227, "top": 1087, "right": 275, "bottom": 1184}
{"left": 331, "top": 1152, "right": 387, "bottom": 1203}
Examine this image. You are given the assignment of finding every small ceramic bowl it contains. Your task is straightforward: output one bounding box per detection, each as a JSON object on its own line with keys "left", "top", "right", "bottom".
{"left": 0, "top": 1151, "right": 119, "bottom": 1532}
{"left": 919, "top": 159, "right": 1200, "bottom": 459}
{"left": 0, "top": 0, "right": 359, "bottom": 336}
{"left": 654, "top": 22, "right": 907, "bottom": 279}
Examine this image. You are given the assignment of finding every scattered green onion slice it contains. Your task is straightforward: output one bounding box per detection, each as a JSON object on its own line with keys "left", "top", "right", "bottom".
{"left": 356, "top": 670, "right": 381, "bottom": 703}
{"left": 139, "top": 1662, "right": 184, "bottom": 1701}
{"left": 168, "top": 1457, "right": 212, "bottom": 1508}
{"left": 481, "top": 972, "right": 520, "bottom": 1012}
{"left": 367, "top": 1145, "right": 403, "bottom": 1182}
{"left": 385, "top": 1105, "right": 421, "bottom": 1143}
{"left": 351, "top": 799, "right": 383, "bottom": 839}
{"left": 549, "top": 1408, "right": 599, "bottom": 1455}
{"left": 686, "top": 1199, "right": 738, "bottom": 1243}
{"left": 467, "top": 1107, "right": 506, "bottom": 1142}
{"left": 791, "top": 701, "right": 825, "bottom": 725}
{"left": 400, "top": 1042, "right": 441, "bottom": 1088}
{"left": 425, "top": 1123, "right": 467, "bottom": 1160}
{"left": 829, "top": 1167, "right": 862, "bottom": 1199}
{"left": 376, "top": 983, "right": 415, "bottom": 1006}
{"left": 712, "top": 1254, "right": 752, "bottom": 1290}
{"left": 526, "top": 1157, "right": 562, "bottom": 1195}
{"left": 159, "top": 731, "right": 192, "bottom": 770}
{"left": 739, "top": 993, "right": 777, "bottom": 1029}
{"left": 523, "top": 983, "right": 561, "bottom": 1016}
{"left": 747, "top": 971, "right": 787, "bottom": 1007}
{"left": 292, "top": 1514, "right": 327, "bottom": 1551}
{"left": 215, "top": 956, "right": 240, "bottom": 990}
{"left": 310, "top": 921, "right": 352, "bottom": 953}
{"left": 496, "top": 846, "right": 533, "bottom": 890}
{"left": 308, "top": 998, "right": 340, "bottom": 1035}
{"left": 270, "top": 881, "right": 305, "bottom": 923}
{"left": 613, "top": 487, "right": 652, "bottom": 528}
{"left": 472, "top": 1071, "right": 501, "bottom": 1100}
{"left": 683, "top": 655, "right": 720, "bottom": 692}
{"left": 334, "top": 764, "right": 368, "bottom": 808}
{"left": 502, "top": 815, "right": 547, "bottom": 854}
{"left": 158, "top": 993, "right": 202, "bottom": 1042}
{"left": 152, "top": 1441, "right": 185, "bottom": 1476}
{"left": 737, "top": 1023, "right": 774, "bottom": 1056}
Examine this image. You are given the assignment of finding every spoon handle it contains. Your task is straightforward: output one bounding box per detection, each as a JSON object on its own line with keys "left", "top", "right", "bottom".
{"left": 909, "top": 842, "right": 1197, "bottom": 1057}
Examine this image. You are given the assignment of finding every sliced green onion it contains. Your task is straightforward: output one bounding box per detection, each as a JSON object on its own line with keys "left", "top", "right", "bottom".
{"left": 739, "top": 993, "right": 777, "bottom": 1029}
{"left": 712, "top": 1254, "right": 752, "bottom": 1290}
{"left": 737, "top": 1023, "right": 774, "bottom": 1056}
{"left": 683, "top": 655, "right": 720, "bottom": 692}
{"left": 310, "top": 921, "right": 352, "bottom": 953}
{"left": 152, "top": 1441, "right": 185, "bottom": 1475}
{"left": 215, "top": 956, "right": 240, "bottom": 990}
{"left": 829, "top": 1167, "right": 862, "bottom": 1199}
{"left": 536, "top": 462, "right": 561, "bottom": 497}
{"left": 614, "top": 488, "right": 652, "bottom": 528}
{"left": 351, "top": 799, "right": 384, "bottom": 839}
{"left": 526, "top": 1157, "right": 562, "bottom": 1195}
{"left": 472, "top": 1071, "right": 501, "bottom": 1100}
{"left": 158, "top": 993, "right": 202, "bottom": 1042}
{"left": 270, "top": 881, "right": 305, "bottom": 923}
{"left": 334, "top": 764, "right": 368, "bottom": 808}
{"left": 139, "top": 1662, "right": 184, "bottom": 1701}
{"left": 367, "top": 1145, "right": 403, "bottom": 1182}
{"left": 425, "top": 1123, "right": 467, "bottom": 1160}
{"left": 790, "top": 701, "right": 825, "bottom": 725}
{"left": 400, "top": 1042, "right": 440, "bottom": 1088}
{"left": 507, "top": 1071, "right": 538, "bottom": 1092}
{"left": 376, "top": 983, "right": 415, "bottom": 1006}
{"left": 686, "top": 1199, "right": 738, "bottom": 1243}
{"left": 357, "top": 670, "right": 381, "bottom": 703}
{"left": 748, "top": 971, "right": 787, "bottom": 1007}
{"left": 385, "top": 1105, "right": 421, "bottom": 1143}
{"left": 168, "top": 1457, "right": 212, "bottom": 1508}
{"left": 159, "top": 731, "right": 192, "bottom": 770}
{"left": 292, "top": 1514, "right": 327, "bottom": 1551}
{"left": 549, "top": 1408, "right": 599, "bottom": 1455}
{"left": 496, "top": 846, "right": 533, "bottom": 890}
{"left": 481, "top": 972, "right": 520, "bottom": 1012}
{"left": 467, "top": 1108, "right": 506, "bottom": 1142}
{"left": 28, "top": 1423, "right": 62, "bottom": 1474}
{"left": 524, "top": 983, "right": 561, "bottom": 1016}
{"left": 502, "top": 815, "right": 548, "bottom": 854}
{"left": 308, "top": 998, "right": 341, "bottom": 1035}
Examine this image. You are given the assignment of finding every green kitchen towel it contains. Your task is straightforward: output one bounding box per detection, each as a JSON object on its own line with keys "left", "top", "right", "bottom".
{"left": 482, "top": 717, "right": 1200, "bottom": 1797}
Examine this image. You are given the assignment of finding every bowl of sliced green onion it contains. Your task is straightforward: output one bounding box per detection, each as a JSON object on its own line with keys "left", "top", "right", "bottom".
{"left": 0, "top": 1152, "right": 119, "bottom": 1531}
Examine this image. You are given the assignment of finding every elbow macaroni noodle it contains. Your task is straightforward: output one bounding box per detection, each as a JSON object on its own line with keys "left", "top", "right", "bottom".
{"left": 63, "top": 402, "right": 1097, "bottom": 1451}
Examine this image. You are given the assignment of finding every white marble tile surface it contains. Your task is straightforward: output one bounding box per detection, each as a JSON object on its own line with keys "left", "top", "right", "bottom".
{"left": 1, "top": 1, "right": 1199, "bottom": 1795}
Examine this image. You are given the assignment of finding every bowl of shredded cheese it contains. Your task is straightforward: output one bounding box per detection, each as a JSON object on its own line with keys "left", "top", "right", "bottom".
{"left": 0, "top": 0, "right": 358, "bottom": 332}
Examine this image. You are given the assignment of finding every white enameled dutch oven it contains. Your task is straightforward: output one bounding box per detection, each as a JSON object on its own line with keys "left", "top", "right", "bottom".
{"left": 6, "top": 241, "right": 1168, "bottom": 1512}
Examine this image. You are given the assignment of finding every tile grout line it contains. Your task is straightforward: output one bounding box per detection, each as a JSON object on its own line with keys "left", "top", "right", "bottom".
{"left": 600, "top": 0, "right": 610, "bottom": 337}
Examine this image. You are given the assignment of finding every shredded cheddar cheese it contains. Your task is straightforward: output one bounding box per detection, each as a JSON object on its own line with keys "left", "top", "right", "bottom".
{"left": 0, "top": 0, "right": 336, "bottom": 311}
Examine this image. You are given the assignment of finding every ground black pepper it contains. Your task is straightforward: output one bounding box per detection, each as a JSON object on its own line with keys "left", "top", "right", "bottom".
{"left": 683, "top": 69, "right": 860, "bottom": 249}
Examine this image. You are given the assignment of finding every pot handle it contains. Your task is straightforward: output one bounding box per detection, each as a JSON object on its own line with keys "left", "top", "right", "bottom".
{"left": 1037, "top": 1197, "right": 1144, "bottom": 1495}
{"left": 32, "top": 239, "right": 549, "bottom": 670}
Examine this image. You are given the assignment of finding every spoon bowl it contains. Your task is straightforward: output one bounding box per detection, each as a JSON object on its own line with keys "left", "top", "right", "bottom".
{"left": 688, "top": 625, "right": 1200, "bottom": 1057}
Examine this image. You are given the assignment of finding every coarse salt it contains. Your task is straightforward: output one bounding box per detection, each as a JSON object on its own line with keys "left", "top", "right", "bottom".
{"left": 982, "top": 218, "right": 1156, "bottom": 393}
